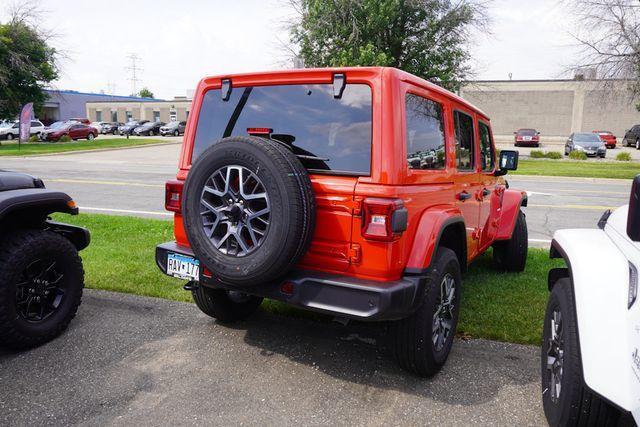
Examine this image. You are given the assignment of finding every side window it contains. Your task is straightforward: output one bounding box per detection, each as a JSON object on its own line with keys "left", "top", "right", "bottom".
{"left": 405, "top": 94, "right": 446, "bottom": 170}
{"left": 30, "top": 121, "right": 39, "bottom": 127}
{"left": 479, "top": 122, "right": 494, "bottom": 171}
{"left": 454, "top": 111, "right": 475, "bottom": 171}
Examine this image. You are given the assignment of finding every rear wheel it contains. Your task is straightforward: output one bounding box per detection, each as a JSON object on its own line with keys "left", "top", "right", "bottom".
{"left": 149, "top": 130, "right": 154, "bottom": 136}
{"left": 192, "top": 285, "right": 262, "bottom": 322}
{"left": 174, "top": 130, "right": 179, "bottom": 136}
{"left": 87, "top": 133, "right": 95, "bottom": 140}
{"left": 6, "top": 133, "right": 13, "bottom": 141}
{"left": 0, "top": 230, "right": 84, "bottom": 349}
{"left": 391, "top": 247, "right": 461, "bottom": 377}
{"left": 542, "top": 278, "right": 623, "bottom": 426}
{"left": 493, "top": 210, "right": 528, "bottom": 272}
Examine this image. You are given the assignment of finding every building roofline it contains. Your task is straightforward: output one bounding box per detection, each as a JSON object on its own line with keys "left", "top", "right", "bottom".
{"left": 44, "top": 89, "right": 163, "bottom": 101}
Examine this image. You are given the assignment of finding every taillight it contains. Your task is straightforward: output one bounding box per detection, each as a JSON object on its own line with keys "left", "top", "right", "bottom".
{"left": 165, "top": 180, "right": 184, "bottom": 213}
{"left": 361, "top": 198, "right": 408, "bottom": 242}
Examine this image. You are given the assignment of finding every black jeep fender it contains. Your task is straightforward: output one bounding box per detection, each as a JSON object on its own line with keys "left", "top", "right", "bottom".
{"left": 0, "top": 189, "right": 90, "bottom": 250}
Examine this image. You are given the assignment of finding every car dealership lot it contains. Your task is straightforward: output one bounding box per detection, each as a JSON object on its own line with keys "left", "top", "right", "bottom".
{"left": 0, "top": 143, "right": 632, "bottom": 246}
{"left": 0, "top": 290, "right": 544, "bottom": 425}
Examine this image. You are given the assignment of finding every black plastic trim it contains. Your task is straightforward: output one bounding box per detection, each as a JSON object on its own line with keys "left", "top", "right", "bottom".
{"left": 45, "top": 220, "right": 91, "bottom": 251}
{"left": 156, "top": 241, "right": 426, "bottom": 321}
{"left": 0, "top": 188, "right": 77, "bottom": 222}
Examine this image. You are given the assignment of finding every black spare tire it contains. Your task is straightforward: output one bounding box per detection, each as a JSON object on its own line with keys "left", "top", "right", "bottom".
{"left": 182, "top": 136, "right": 315, "bottom": 286}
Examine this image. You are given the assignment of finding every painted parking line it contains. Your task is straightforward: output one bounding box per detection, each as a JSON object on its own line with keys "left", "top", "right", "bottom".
{"left": 48, "top": 178, "right": 163, "bottom": 188}
{"left": 527, "top": 203, "right": 618, "bottom": 211}
{"left": 80, "top": 206, "right": 172, "bottom": 217}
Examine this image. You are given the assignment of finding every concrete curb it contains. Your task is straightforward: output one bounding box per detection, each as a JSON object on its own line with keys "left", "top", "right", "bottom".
{"left": 0, "top": 140, "right": 181, "bottom": 158}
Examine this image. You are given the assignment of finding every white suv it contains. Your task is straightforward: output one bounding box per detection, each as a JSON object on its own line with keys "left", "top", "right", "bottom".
{"left": 0, "top": 120, "right": 45, "bottom": 140}
{"left": 542, "top": 176, "right": 640, "bottom": 425}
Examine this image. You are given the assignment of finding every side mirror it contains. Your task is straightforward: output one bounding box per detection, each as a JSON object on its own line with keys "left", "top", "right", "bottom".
{"left": 513, "top": 131, "right": 517, "bottom": 135}
{"left": 627, "top": 175, "right": 640, "bottom": 241}
{"left": 495, "top": 150, "right": 519, "bottom": 176}
{"left": 537, "top": 132, "right": 541, "bottom": 135}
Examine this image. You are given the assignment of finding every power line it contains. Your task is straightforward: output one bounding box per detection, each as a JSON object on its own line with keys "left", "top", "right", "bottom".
{"left": 125, "top": 53, "right": 143, "bottom": 96}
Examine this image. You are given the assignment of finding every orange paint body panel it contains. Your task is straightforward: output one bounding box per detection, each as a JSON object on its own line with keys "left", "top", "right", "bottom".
{"left": 170, "top": 67, "right": 525, "bottom": 284}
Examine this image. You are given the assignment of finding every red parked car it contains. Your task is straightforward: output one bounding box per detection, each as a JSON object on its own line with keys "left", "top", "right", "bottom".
{"left": 514, "top": 128, "right": 540, "bottom": 147}
{"left": 40, "top": 123, "right": 98, "bottom": 142}
{"left": 593, "top": 131, "right": 617, "bottom": 148}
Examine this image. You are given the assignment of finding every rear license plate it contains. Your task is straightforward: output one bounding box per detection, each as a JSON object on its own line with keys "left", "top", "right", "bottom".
{"left": 167, "top": 253, "right": 200, "bottom": 280}
{"left": 523, "top": 136, "right": 532, "bottom": 141}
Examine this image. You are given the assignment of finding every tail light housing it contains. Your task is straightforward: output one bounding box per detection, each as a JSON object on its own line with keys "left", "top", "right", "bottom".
{"left": 165, "top": 180, "right": 184, "bottom": 213}
{"left": 361, "top": 198, "right": 408, "bottom": 242}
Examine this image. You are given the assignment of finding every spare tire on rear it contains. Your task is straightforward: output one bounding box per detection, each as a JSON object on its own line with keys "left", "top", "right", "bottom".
{"left": 182, "top": 136, "right": 315, "bottom": 287}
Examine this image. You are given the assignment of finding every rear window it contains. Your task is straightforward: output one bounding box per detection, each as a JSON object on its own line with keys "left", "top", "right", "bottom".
{"left": 193, "top": 83, "right": 373, "bottom": 175}
{"left": 517, "top": 129, "right": 536, "bottom": 136}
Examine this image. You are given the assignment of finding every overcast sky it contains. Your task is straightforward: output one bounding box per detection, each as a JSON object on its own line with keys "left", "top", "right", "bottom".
{"left": 1, "top": 0, "right": 580, "bottom": 99}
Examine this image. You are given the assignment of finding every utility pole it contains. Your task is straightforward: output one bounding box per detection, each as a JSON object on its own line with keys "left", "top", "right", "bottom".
{"left": 125, "top": 53, "right": 142, "bottom": 96}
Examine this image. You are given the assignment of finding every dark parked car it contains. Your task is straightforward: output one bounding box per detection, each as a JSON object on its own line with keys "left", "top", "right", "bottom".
{"left": 40, "top": 123, "right": 98, "bottom": 142}
{"left": 133, "top": 121, "right": 165, "bottom": 136}
{"left": 101, "top": 122, "right": 124, "bottom": 135}
{"left": 565, "top": 132, "right": 606, "bottom": 158}
{"left": 118, "top": 120, "right": 148, "bottom": 136}
{"left": 160, "top": 121, "right": 186, "bottom": 136}
{"left": 0, "top": 171, "right": 90, "bottom": 348}
{"left": 623, "top": 125, "right": 640, "bottom": 148}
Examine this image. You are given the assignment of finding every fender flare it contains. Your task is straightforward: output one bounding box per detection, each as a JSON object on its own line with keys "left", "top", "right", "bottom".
{"left": 549, "top": 230, "right": 638, "bottom": 413}
{"left": 404, "top": 205, "right": 466, "bottom": 274}
{"left": 0, "top": 188, "right": 78, "bottom": 223}
{"left": 495, "top": 189, "right": 527, "bottom": 241}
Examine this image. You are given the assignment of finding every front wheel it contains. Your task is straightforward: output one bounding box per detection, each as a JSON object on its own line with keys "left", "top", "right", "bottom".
{"left": 192, "top": 285, "right": 263, "bottom": 323}
{"left": 391, "top": 247, "right": 462, "bottom": 377}
{"left": 0, "top": 230, "right": 84, "bottom": 349}
{"left": 493, "top": 210, "right": 528, "bottom": 272}
{"left": 149, "top": 130, "right": 154, "bottom": 136}
{"left": 87, "top": 133, "right": 95, "bottom": 140}
{"left": 174, "top": 130, "right": 179, "bottom": 136}
{"left": 542, "top": 278, "right": 623, "bottom": 426}
{"left": 6, "top": 133, "right": 13, "bottom": 141}
{"left": 635, "top": 139, "right": 639, "bottom": 150}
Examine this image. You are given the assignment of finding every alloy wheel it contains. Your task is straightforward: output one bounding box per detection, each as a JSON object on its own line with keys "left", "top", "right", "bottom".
{"left": 432, "top": 273, "right": 456, "bottom": 352}
{"left": 15, "top": 259, "right": 65, "bottom": 322}
{"left": 546, "top": 308, "right": 564, "bottom": 403}
{"left": 199, "top": 165, "right": 270, "bottom": 257}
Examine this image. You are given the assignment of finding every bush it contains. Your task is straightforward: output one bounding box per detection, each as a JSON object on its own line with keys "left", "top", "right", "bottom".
{"left": 58, "top": 135, "right": 72, "bottom": 142}
{"left": 529, "top": 150, "right": 562, "bottom": 160}
{"left": 616, "top": 152, "right": 632, "bottom": 162}
{"left": 28, "top": 135, "right": 39, "bottom": 143}
{"left": 568, "top": 151, "right": 588, "bottom": 160}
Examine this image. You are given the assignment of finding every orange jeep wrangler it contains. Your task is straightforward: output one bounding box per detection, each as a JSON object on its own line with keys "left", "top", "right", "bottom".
{"left": 156, "top": 67, "right": 527, "bottom": 376}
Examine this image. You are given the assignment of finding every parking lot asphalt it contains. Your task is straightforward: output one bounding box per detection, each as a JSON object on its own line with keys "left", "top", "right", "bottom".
{"left": 0, "top": 290, "right": 544, "bottom": 426}
{"left": 0, "top": 143, "right": 632, "bottom": 246}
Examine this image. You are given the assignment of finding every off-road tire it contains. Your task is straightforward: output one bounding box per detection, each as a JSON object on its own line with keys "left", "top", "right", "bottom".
{"left": 542, "top": 278, "right": 624, "bottom": 426}
{"left": 0, "top": 230, "right": 84, "bottom": 349}
{"left": 183, "top": 136, "right": 315, "bottom": 287}
{"left": 493, "top": 210, "right": 528, "bottom": 272}
{"left": 391, "top": 247, "right": 462, "bottom": 377}
{"left": 192, "top": 285, "right": 262, "bottom": 322}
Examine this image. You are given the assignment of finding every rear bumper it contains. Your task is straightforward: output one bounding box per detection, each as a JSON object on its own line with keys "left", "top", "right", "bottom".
{"left": 156, "top": 241, "right": 426, "bottom": 321}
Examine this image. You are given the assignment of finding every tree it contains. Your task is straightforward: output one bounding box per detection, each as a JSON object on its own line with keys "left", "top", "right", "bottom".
{"left": 138, "top": 87, "right": 154, "bottom": 98}
{"left": 0, "top": 5, "right": 58, "bottom": 120}
{"left": 567, "top": 1, "right": 640, "bottom": 91}
{"left": 288, "top": 0, "right": 489, "bottom": 91}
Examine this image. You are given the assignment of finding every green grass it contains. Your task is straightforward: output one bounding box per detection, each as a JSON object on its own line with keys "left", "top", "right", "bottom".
{"left": 52, "top": 213, "right": 560, "bottom": 345}
{"left": 0, "top": 137, "right": 169, "bottom": 156}
{"left": 514, "top": 158, "right": 640, "bottom": 179}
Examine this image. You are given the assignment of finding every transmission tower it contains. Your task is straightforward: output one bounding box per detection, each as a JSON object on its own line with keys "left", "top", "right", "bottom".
{"left": 125, "top": 53, "right": 143, "bottom": 96}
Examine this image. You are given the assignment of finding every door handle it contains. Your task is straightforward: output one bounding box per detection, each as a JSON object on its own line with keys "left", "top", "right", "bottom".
{"left": 457, "top": 191, "right": 471, "bottom": 201}
{"left": 482, "top": 188, "right": 491, "bottom": 197}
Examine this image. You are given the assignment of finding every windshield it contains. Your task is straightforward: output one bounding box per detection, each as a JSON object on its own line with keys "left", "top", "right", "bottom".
{"left": 517, "top": 129, "right": 536, "bottom": 136}
{"left": 574, "top": 133, "right": 602, "bottom": 143}
{"left": 0, "top": 122, "right": 13, "bottom": 128}
{"left": 193, "top": 83, "right": 373, "bottom": 175}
